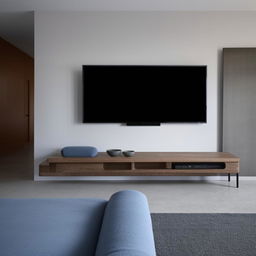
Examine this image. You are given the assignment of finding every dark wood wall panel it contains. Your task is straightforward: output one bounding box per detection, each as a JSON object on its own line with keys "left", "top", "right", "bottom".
{"left": 223, "top": 48, "right": 256, "bottom": 176}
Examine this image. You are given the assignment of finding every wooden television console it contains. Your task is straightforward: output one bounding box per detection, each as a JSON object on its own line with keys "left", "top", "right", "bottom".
{"left": 39, "top": 152, "right": 240, "bottom": 187}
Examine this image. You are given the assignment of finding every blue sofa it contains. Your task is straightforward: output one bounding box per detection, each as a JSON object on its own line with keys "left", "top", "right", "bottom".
{"left": 0, "top": 190, "right": 156, "bottom": 256}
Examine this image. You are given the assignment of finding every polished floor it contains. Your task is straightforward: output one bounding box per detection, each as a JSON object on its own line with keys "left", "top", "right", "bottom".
{"left": 0, "top": 146, "right": 256, "bottom": 213}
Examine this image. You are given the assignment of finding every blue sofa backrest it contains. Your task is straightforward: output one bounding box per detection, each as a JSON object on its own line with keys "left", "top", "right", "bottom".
{"left": 0, "top": 190, "right": 156, "bottom": 256}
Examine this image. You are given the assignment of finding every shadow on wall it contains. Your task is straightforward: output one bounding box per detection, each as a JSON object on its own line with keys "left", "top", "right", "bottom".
{"left": 73, "top": 69, "right": 84, "bottom": 123}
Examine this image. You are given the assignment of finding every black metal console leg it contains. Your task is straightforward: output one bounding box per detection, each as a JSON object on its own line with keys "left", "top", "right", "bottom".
{"left": 228, "top": 173, "right": 231, "bottom": 182}
{"left": 236, "top": 173, "right": 239, "bottom": 188}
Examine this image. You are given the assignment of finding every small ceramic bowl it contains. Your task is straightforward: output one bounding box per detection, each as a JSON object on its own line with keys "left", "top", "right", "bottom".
{"left": 123, "top": 150, "right": 135, "bottom": 157}
{"left": 106, "top": 149, "right": 122, "bottom": 157}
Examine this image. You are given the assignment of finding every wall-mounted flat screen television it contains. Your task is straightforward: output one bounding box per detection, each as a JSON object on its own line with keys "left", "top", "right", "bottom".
{"left": 83, "top": 65, "right": 207, "bottom": 125}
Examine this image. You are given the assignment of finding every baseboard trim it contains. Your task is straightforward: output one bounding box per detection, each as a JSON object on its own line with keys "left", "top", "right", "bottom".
{"left": 237, "top": 176, "right": 256, "bottom": 180}
{"left": 34, "top": 175, "right": 256, "bottom": 181}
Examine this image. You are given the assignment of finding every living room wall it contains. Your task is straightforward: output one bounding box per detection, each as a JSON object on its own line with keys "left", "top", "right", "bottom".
{"left": 35, "top": 11, "right": 256, "bottom": 180}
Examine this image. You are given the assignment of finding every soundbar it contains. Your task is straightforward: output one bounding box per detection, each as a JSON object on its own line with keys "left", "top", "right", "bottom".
{"left": 172, "top": 162, "right": 226, "bottom": 169}
{"left": 126, "top": 122, "right": 161, "bottom": 126}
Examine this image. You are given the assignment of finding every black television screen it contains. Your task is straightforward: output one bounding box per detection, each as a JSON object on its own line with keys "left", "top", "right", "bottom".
{"left": 83, "top": 65, "right": 207, "bottom": 125}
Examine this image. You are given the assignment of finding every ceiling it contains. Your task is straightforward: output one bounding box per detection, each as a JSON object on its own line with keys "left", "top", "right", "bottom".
{"left": 1, "top": 0, "right": 256, "bottom": 11}
{"left": 0, "top": 12, "right": 34, "bottom": 57}
{"left": 1, "top": 0, "right": 256, "bottom": 57}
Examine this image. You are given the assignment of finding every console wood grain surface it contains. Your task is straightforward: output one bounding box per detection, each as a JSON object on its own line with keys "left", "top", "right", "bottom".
{"left": 40, "top": 152, "right": 239, "bottom": 177}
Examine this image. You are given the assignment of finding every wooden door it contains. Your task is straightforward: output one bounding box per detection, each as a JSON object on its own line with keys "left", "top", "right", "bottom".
{"left": 0, "top": 37, "right": 33, "bottom": 153}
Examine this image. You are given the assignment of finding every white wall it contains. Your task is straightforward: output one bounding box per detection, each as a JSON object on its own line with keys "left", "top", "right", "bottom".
{"left": 35, "top": 11, "right": 256, "bottom": 180}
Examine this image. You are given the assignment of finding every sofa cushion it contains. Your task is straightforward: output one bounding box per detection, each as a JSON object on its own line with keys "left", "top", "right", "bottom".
{"left": 0, "top": 198, "right": 107, "bottom": 256}
{"left": 95, "top": 190, "right": 156, "bottom": 256}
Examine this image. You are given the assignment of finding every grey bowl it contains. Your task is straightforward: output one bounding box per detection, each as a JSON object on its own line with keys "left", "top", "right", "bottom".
{"left": 106, "top": 149, "right": 122, "bottom": 157}
{"left": 123, "top": 150, "right": 135, "bottom": 157}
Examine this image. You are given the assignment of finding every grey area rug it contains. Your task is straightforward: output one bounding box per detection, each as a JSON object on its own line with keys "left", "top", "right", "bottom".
{"left": 151, "top": 213, "right": 256, "bottom": 256}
